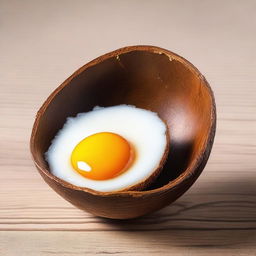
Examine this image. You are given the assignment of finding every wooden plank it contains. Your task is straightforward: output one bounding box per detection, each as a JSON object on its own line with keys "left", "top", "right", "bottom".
{"left": 0, "top": 179, "right": 256, "bottom": 231}
{"left": 1, "top": 231, "right": 256, "bottom": 256}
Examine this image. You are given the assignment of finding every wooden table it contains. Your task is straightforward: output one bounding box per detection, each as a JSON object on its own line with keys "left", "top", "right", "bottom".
{"left": 1, "top": 0, "right": 255, "bottom": 255}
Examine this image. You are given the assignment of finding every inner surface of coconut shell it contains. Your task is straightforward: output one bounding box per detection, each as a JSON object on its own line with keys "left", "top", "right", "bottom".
{"left": 32, "top": 46, "right": 213, "bottom": 191}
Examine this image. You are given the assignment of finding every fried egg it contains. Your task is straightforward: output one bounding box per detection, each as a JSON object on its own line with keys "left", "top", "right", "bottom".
{"left": 45, "top": 105, "right": 168, "bottom": 192}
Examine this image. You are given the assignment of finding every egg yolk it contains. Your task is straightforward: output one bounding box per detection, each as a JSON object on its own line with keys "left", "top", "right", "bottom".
{"left": 71, "top": 132, "right": 134, "bottom": 180}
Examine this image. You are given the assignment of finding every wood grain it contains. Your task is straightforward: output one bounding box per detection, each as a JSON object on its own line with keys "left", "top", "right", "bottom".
{"left": 1, "top": 0, "right": 256, "bottom": 255}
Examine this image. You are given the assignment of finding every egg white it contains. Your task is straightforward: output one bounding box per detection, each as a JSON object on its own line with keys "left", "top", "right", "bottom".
{"left": 45, "top": 105, "right": 167, "bottom": 192}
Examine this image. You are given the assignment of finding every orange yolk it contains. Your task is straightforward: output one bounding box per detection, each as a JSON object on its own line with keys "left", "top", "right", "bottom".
{"left": 71, "top": 132, "right": 134, "bottom": 180}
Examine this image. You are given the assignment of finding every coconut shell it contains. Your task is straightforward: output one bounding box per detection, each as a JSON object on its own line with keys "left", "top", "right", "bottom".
{"left": 30, "top": 45, "right": 216, "bottom": 219}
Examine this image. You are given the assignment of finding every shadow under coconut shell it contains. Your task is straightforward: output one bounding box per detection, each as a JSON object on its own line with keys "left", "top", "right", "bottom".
{"left": 99, "top": 177, "right": 256, "bottom": 248}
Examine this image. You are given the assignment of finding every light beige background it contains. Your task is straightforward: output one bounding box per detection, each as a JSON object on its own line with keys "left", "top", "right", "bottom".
{"left": 1, "top": 0, "right": 256, "bottom": 255}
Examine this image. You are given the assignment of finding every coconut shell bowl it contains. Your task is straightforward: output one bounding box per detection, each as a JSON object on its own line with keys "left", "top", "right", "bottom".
{"left": 30, "top": 45, "right": 216, "bottom": 219}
